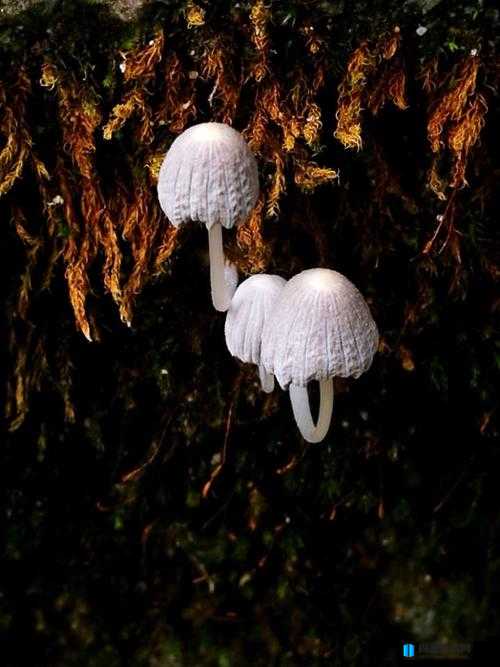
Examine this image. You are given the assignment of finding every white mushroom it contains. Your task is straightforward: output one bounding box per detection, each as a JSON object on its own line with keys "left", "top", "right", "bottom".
{"left": 157, "top": 122, "right": 259, "bottom": 311}
{"left": 261, "top": 268, "right": 379, "bottom": 443}
{"left": 225, "top": 274, "right": 286, "bottom": 393}
{"left": 224, "top": 259, "right": 239, "bottom": 303}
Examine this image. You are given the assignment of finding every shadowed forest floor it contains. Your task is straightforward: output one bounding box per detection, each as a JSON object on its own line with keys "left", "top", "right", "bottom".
{"left": 1, "top": 1, "right": 499, "bottom": 665}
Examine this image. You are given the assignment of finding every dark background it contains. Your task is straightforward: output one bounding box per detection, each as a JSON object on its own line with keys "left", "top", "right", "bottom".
{"left": 0, "top": 1, "right": 499, "bottom": 664}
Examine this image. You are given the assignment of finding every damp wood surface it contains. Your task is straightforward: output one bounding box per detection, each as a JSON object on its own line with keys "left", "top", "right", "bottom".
{"left": 0, "top": 1, "right": 499, "bottom": 665}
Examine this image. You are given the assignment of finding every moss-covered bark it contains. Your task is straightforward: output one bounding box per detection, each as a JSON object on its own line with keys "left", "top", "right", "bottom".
{"left": 1, "top": 1, "right": 499, "bottom": 665}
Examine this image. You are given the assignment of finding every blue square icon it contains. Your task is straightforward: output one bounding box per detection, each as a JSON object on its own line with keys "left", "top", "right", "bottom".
{"left": 403, "top": 643, "right": 415, "bottom": 658}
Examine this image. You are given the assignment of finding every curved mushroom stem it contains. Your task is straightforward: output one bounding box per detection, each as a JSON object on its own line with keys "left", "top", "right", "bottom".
{"left": 208, "top": 223, "right": 231, "bottom": 312}
{"left": 289, "top": 379, "right": 334, "bottom": 443}
{"left": 258, "top": 365, "right": 274, "bottom": 393}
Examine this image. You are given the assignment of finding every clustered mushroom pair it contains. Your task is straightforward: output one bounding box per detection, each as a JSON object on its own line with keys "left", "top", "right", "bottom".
{"left": 158, "top": 123, "right": 379, "bottom": 443}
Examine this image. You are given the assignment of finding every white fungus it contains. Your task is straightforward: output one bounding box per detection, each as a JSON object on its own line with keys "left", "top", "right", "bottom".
{"left": 261, "top": 268, "right": 379, "bottom": 443}
{"left": 224, "top": 260, "right": 239, "bottom": 303}
{"left": 157, "top": 122, "right": 259, "bottom": 312}
{"left": 225, "top": 274, "right": 286, "bottom": 392}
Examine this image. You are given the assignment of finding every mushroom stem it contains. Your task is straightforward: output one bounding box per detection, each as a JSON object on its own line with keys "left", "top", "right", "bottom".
{"left": 208, "top": 223, "right": 231, "bottom": 312}
{"left": 289, "top": 379, "right": 334, "bottom": 443}
{"left": 258, "top": 365, "right": 274, "bottom": 393}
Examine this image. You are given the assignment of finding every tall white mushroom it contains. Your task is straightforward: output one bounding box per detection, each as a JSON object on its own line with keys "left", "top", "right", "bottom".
{"left": 261, "top": 268, "right": 379, "bottom": 443}
{"left": 225, "top": 274, "right": 286, "bottom": 392}
{"left": 157, "top": 122, "right": 259, "bottom": 311}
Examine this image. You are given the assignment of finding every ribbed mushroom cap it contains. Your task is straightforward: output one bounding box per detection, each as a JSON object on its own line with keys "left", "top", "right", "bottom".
{"left": 261, "top": 268, "right": 379, "bottom": 389}
{"left": 157, "top": 122, "right": 259, "bottom": 230}
{"left": 225, "top": 274, "right": 286, "bottom": 365}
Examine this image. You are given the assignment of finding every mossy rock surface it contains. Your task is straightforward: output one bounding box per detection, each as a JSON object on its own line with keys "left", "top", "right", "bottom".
{"left": 0, "top": 1, "right": 499, "bottom": 665}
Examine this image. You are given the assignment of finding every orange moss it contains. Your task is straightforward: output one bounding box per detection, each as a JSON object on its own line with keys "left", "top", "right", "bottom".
{"left": 121, "top": 29, "right": 164, "bottom": 83}
{"left": 303, "top": 102, "right": 322, "bottom": 146}
{"left": 335, "top": 29, "right": 407, "bottom": 149}
{"left": 6, "top": 326, "right": 33, "bottom": 430}
{"left": 260, "top": 82, "right": 284, "bottom": 126}
{"left": 259, "top": 82, "right": 301, "bottom": 153}
{"left": 368, "top": 65, "right": 408, "bottom": 115}
{"left": 312, "top": 61, "right": 326, "bottom": 94}
{"left": 55, "top": 70, "right": 122, "bottom": 325}
{"left": 153, "top": 223, "right": 179, "bottom": 274}
{"left": 169, "top": 79, "right": 197, "bottom": 135}
{"left": 186, "top": 1, "right": 205, "bottom": 28}
{"left": 290, "top": 65, "right": 324, "bottom": 148}
{"left": 145, "top": 152, "right": 165, "bottom": 181}
{"left": 103, "top": 89, "right": 153, "bottom": 143}
{"left": 154, "top": 52, "right": 196, "bottom": 133}
{"left": 202, "top": 38, "right": 240, "bottom": 124}
{"left": 42, "top": 67, "right": 101, "bottom": 179}
{"left": 334, "top": 42, "right": 376, "bottom": 150}
{"left": 249, "top": 0, "right": 270, "bottom": 82}
{"left": 381, "top": 28, "right": 401, "bottom": 60}
{"left": 6, "top": 271, "right": 50, "bottom": 430}
{"left": 427, "top": 55, "right": 479, "bottom": 154}
{"left": 11, "top": 205, "right": 42, "bottom": 320}
{"left": 235, "top": 196, "right": 270, "bottom": 273}
{"left": 282, "top": 116, "right": 301, "bottom": 152}
{"left": 104, "top": 31, "right": 165, "bottom": 143}
{"left": 387, "top": 67, "right": 409, "bottom": 110}
{"left": 418, "top": 56, "right": 440, "bottom": 94}
{"left": 293, "top": 159, "right": 338, "bottom": 191}
{"left": 266, "top": 144, "right": 286, "bottom": 218}
{"left": 448, "top": 93, "right": 487, "bottom": 189}
{"left": 31, "top": 153, "right": 66, "bottom": 289}
{"left": 301, "top": 24, "right": 323, "bottom": 56}
{"left": 57, "top": 160, "right": 94, "bottom": 341}
{"left": 118, "top": 180, "right": 157, "bottom": 324}
{"left": 427, "top": 159, "right": 447, "bottom": 201}
{"left": 244, "top": 102, "right": 269, "bottom": 154}
{"left": 0, "top": 68, "right": 32, "bottom": 197}
{"left": 423, "top": 56, "right": 487, "bottom": 256}
{"left": 56, "top": 346, "right": 76, "bottom": 424}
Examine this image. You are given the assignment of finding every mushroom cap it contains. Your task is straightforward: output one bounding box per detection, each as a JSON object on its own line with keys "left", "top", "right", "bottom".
{"left": 261, "top": 268, "right": 379, "bottom": 388}
{"left": 225, "top": 274, "right": 286, "bottom": 366}
{"left": 157, "top": 122, "right": 259, "bottom": 230}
